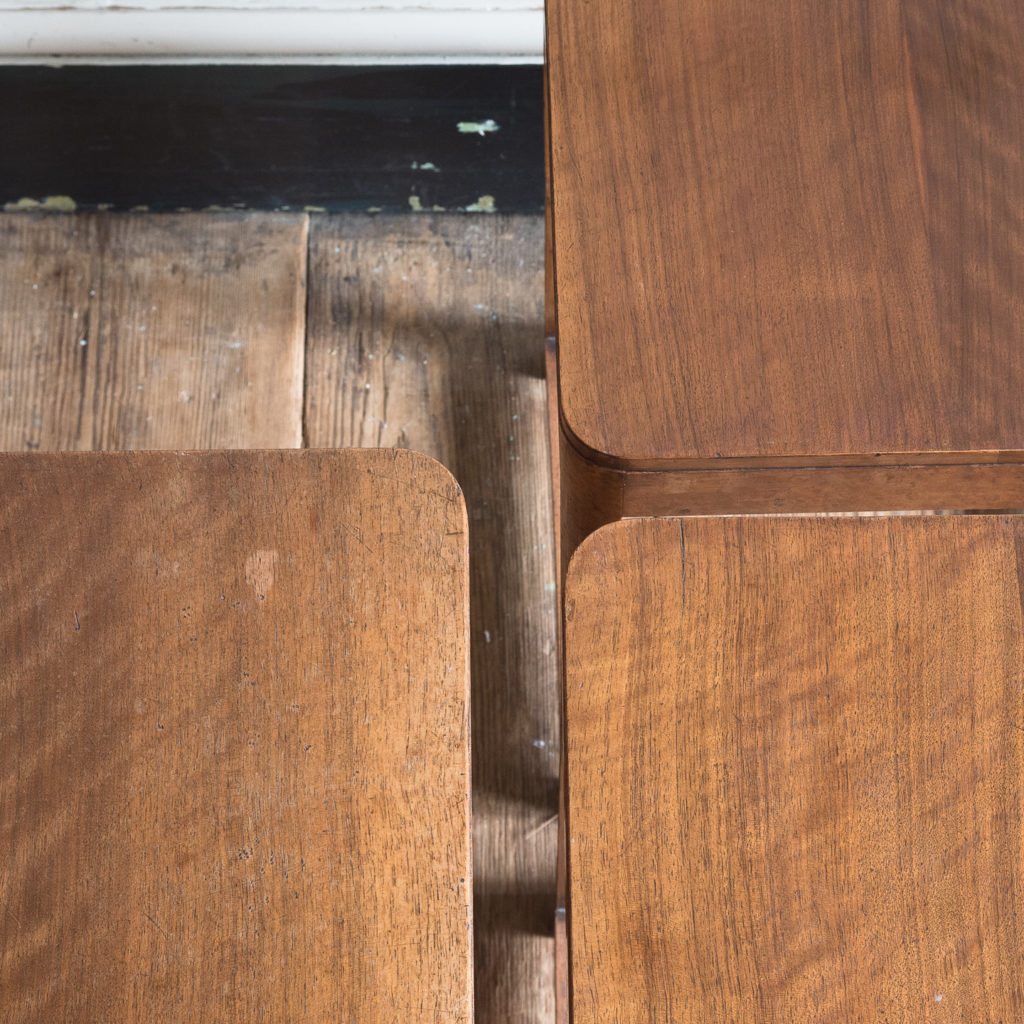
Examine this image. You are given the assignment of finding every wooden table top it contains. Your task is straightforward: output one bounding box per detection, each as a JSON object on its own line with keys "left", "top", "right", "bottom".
{"left": 0, "top": 449, "right": 471, "bottom": 1023}
{"left": 548, "top": 0, "right": 1024, "bottom": 469}
{"left": 566, "top": 515, "right": 1024, "bottom": 1021}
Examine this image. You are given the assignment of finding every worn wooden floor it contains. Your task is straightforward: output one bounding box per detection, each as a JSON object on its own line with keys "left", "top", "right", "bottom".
{"left": 0, "top": 211, "right": 557, "bottom": 1023}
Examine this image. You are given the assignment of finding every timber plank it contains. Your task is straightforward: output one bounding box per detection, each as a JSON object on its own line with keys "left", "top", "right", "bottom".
{"left": 305, "top": 213, "right": 557, "bottom": 1024}
{"left": 0, "top": 449, "right": 471, "bottom": 1023}
{"left": 566, "top": 516, "right": 1024, "bottom": 1022}
{"left": 0, "top": 213, "right": 306, "bottom": 450}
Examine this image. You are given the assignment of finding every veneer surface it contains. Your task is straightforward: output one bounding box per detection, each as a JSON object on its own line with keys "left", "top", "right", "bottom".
{"left": 0, "top": 449, "right": 471, "bottom": 1023}
{"left": 566, "top": 515, "right": 1024, "bottom": 1022}
{"left": 548, "top": 0, "right": 1024, "bottom": 469}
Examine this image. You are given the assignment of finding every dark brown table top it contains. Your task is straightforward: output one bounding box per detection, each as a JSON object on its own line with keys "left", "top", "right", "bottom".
{"left": 549, "top": 0, "right": 1024, "bottom": 469}
{"left": 0, "top": 449, "right": 472, "bottom": 1023}
{"left": 566, "top": 514, "right": 1024, "bottom": 1020}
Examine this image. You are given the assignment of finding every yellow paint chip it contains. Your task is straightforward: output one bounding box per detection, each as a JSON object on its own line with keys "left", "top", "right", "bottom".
{"left": 465, "top": 195, "right": 497, "bottom": 213}
{"left": 4, "top": 198, "right": 40, "bottom": 212}
{"left": 4, "top": 195, "right": 76, "bottom": 213}
{"left": 42, "top": 195, "right": 76, "bottom": 212}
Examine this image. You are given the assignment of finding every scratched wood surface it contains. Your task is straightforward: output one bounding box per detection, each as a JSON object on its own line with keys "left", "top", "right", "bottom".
{"left": 548, "top": 0, "right": 1024, "bottom": 469}
{"left": 305, "top": 213, "right": 558, "bottom": 1024}
{"left": 565, "top": 515, "right": 1024, "bottom": 1022}
{"left": 0, "top": 213, "right": 306, "bottom": 450}
{"left": 0, "top": 449, "right": 471, "bottom": 1022}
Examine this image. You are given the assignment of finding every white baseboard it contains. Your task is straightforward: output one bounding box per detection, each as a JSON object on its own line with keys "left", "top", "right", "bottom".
{"left": 0, "top": 6, "right": 545, "bottom": 63}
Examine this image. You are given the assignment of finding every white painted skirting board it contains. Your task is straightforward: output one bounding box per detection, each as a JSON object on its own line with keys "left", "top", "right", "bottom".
{"left": 0, "top": 4, "right": 544, "bottom": 63}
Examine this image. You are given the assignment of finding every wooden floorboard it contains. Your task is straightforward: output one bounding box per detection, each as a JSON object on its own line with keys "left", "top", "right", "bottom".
{"left": 0, "top": 212, "right": 307, "bottom": 450}
{"left": 305, "top": 213, "right": 557, "bottom": 1024}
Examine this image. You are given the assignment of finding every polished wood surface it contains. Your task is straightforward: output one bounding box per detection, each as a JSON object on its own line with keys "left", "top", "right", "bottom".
{"left": 549, "top": 0, "right": 1024, "bottom": 468}
{"left": 0, "top": 449, "right": 471, "bottom": 1022}
{"left": 304, "top": 214, "right": 559, "bottom": 1023}
{"left": 556, "top": 425, "right": 1024, "bottom": 559}
{"left": 0, "top": 213, "right": 306, "bottom": 450}
{"left": 566, "top": 516, "right": 1024, "bottom": 1021}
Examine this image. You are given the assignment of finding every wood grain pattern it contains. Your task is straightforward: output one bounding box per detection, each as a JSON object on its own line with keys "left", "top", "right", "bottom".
{"left": 304, "top": 214, "right": 558, "bottom": 1024}
{"left": 620, "top": 461, "right": 1024, "bottom": 518}
{"left": 0, "top": 449, "right": 471, "bottom": 1023}
{"left": 565, "top": 516, "right": 1024, "bottom": 1022}
{"left": 548, "top": 0, "right": 1024, "bottom": 468}
{"left": 556, "top": 428, "right": 1024, "bottom": 560}
{"left": 0, "top": 213, "right": 306, "bottom": 450}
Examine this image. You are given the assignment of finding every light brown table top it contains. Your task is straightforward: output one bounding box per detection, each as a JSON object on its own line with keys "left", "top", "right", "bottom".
{"left": 548, "top": 0, "right": 1024, "bottom": 469}
{"left": 0, "top": 449, "right": 471, "bottom": 1023}
{"left": 566, "top": 515, "right": 1024, "bottom": 1021}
